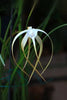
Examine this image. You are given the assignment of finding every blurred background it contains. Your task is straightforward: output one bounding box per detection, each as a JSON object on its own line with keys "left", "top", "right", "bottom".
{"left": 0, "top": 0, "right": 67, "bottom": 100}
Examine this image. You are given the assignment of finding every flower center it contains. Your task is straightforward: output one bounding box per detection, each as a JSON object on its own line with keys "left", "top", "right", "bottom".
{"left": 27, "top": 26, "right": 37, "bottom": 39}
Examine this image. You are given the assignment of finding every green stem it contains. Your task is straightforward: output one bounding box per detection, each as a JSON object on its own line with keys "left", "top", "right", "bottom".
{"left": 18, "top": 0, "right": 26, "bottom": 100}
{"left": 0, "top": 16, "right": 1, "bottom": 37}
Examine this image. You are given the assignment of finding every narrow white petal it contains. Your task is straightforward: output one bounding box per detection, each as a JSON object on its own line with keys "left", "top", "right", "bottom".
{"left": 36, "top": 29, "right": 53, "bottom": 75}
{"left": 36, "top": 35, "right": 43, "bottom": 58}
{"left": 23, "top": 38, "right": 31, "bottom": 70}
{"left": 32, "top": 37, "right": 43, "bottom": 69}
{"left": 36, "top": 29, "right": 49, "bottom": 37}
{"left": 12, "top": 30, "right": 28, "bottom": 53}
{"left": 21, "top": 33, "right": 28, "bottom": 51}
{"left": 11, "top": 30, "right": 29, "bottom": 76}
{"left": 28, "top": 35, "right": 43, "bottom": 83}
{"left": 32, "top": 38, "right": 37, "bottom": 56}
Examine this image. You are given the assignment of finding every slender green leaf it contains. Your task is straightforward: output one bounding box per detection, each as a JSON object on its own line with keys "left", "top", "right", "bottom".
{"left": 0, "top": 54, "right": 5, "bottom": 66}
{"left": 44, "top": 23, "right": 67, "bottom": 40}
{"left": 0, "top": 16, "right": 1, "bottom": 37}
{"left": 26, "top": 0, "right": 38, "bottom": 27}
{"left": 38, "top": 0, "right": 58, "bottom": 30}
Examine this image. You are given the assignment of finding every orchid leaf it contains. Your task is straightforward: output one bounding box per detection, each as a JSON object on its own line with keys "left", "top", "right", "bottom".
{"left": 0, "top": 54, "right": 5, "bottom": 67}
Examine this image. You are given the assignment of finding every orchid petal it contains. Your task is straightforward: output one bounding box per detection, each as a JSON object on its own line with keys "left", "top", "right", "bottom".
{"left": 36, "top": 35, "right": 43, "bottom": 58}
{"left": 36, "top": 35, "right": 43, "bottom": 69}
{"left": 32, "top": 38, "right": 43, "bottom": 68}
{"left": 12, "top": 30, "right": 28, "bottom": 50}
{"left": 32, "top": 38, "right": 37, "bottom": 55}
{"left": 32, "top": 37, "right": 43, "bottom": 69}
{"left": 36, "top": 29, "right": 53, "bottom": 75}
{"left": 21, "top": 43, "right": 46, "bottom": 83}
{"left": 21, "top": 33, "right": 28, "bottom": 51}
{"left": 11, "top": 30, "right": 29, "bottom": 76}
{"left": 28, "top": 35, "right": 43, "bottom": 83}
{"left": 22, "top": 38, "right": 31, "bottom": 70}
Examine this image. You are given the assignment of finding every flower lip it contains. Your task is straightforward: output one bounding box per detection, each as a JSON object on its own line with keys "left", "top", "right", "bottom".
{"left": 27, "top": 26, "right": 37, "bottom": 39}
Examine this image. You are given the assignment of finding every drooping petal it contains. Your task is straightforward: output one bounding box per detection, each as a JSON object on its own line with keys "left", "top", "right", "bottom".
{"left": 21, "top": 33, "right": 29, "bottom": 51}
{"left": 32, "top": 38, "right": 37, "bottom": 56}
{"left": 36, "top": 29, "right": 49, "bottom": 37}
{"left": 11, "top": 30, "right": 29, "bottom": 76}
{"left": 12, "top": 30, "right": 28, "bottom": 51}
{"left": 32, "top": 37, "right": 43, "bottom": 69}
{"left": 36, "top": 29, "right": 53, "bottom": 75}
{"left": 36, "top": 35, "right": 43, "bottom": 58}
{"left": 35, "top": 35, "right": 43, "bottom": 69}
{"left": 41, "top": 37, "right": 53, "bottom": 75}
{"left": 28, "top": 35, "right": 43, "bottom": 83}
{"left": 21, "top": 45, "right": 46, "bottom": 84}
{"left": 22, "top": 38, "right": 31, "bottom": 70}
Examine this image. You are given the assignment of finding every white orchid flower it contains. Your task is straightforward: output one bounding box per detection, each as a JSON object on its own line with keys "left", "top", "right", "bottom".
{"left": 11, "top": 26, "right": 53, "bottom": 84}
